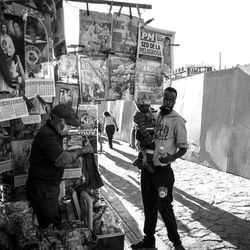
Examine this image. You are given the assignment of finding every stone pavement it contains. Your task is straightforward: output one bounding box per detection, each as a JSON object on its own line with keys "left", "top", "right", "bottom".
{"left": 98, "top": 137, "right": 250, "bottom": 250}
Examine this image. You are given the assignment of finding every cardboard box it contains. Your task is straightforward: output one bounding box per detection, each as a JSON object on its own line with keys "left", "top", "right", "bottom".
{"left": 95, "top": 232, "right": 124, "bottom": 250}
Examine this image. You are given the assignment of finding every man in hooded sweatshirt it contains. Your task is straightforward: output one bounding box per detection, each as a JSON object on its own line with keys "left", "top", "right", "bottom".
{"left": 131, "top": 87, "right": 188, "bottom": 250}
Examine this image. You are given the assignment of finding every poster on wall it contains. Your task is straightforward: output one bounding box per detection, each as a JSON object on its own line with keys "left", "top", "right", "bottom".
{"left": 76, "top": 104, "right": 97, "bottom": 153}
{"left": 25, "top": 14, "right": 49, "bottom": 78}
{"left": 52, "top": 0, "right": 67, "bottom": 59}
{"left": 79, "top": 10, "right": 112, "bottom": 56}
{"left": 10, "top": 118, "right": 39, "bottom": 140}
{"left": 137, "top": 24, "right": 175, "bottom": 74}
{"left": 79, "top": 56, "right": 107, "bottom": 102}
{"left": 58, "top": 54, "right": 78, "bottom": 84}
{"left": 0, "top": 127, "right": 12, "bottom": 174}
{"left": 108, "top": 56, "right": 135, "bottom": 100}
{"left": 134, "top": 59, "right": 164, "bottom": 104}
{"left": 12, "top": 139, "right": 33, "bottom": 187}
{"left": 53, "top": 83, "right": 79, "bottom": 110}
{"left": 112, "top": 13, "right": 142, "bottom": 59}
{"left": 0, "top": 15, "right": 25, "bottom": 85}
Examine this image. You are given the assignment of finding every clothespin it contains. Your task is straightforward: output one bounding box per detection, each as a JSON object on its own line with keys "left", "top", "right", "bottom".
{"left": 129, "top": 6, "right": 132, "bottom": 19}
{"left": 118, "top": 5, "right": 123, "bottom": 16}
{"left": 109, "top": 1, "right": 113, "bottom": 15}
{"left": 86, "top": 0, "right": 89, "bottom": 16}
{"left": 23, "top": 95, "right": 35, "bottom": 111}
{"left": 136, "top": 4, "right": 141, "bottom": 19}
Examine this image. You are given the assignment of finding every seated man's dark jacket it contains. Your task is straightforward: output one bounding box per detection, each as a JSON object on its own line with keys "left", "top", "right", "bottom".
{"left": 28, "top": 120, "right": 64, "bottom": 186}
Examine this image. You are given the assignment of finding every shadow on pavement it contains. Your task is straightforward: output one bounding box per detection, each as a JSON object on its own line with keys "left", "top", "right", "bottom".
{"left": 99, "top": 151, "right": 190, "bottom": 243}
{"left": 174, "top": 188, "right": 250, "bottom": 247}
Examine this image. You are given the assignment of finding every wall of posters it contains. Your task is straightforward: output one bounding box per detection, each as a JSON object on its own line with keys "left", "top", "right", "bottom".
{"left": 108, "top": 56, "right": 135, "bottom": 100}
{"left": 112, "top": 13, "right": 142, "bottom": 59}
{"left": 79, "top": 56, "right": 108, "bottom": 102}
{"left": 134, "top": 59, "right": 163, "bottom": 104}
{"left": 79, "top": 10, "right": 112, "bottom": 56}
{"left": 137, "top": 24, "right": 175, "bottom": 74}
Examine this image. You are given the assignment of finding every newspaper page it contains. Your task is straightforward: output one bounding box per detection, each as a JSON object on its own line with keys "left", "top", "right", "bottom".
{"left": 53, "top": 83, "right": 79, "bottom": 110}
{"left": 25, "top": 79, "right": 56, "bottom": 99}
{"left": 134, "top": 59, "right": 164, "bottom": 105}
{"left": 79, "top": 10, "right": 112, "bottom": 56}
{"left": 137, "top": 24, "right": 175, "bottom": 74}
{"left": 76, "top": 104, "right": 97, "bottom": 153}
{"left": 58, "top": 54, "right": 78, "bottom": 84}
{"left": 112, "top": 13, "right": 143, "bottom": 58}
{"left": 0, "top": 97, "right": 28, "bottom": 122}
{"left": 79, "top": 56, "right": 108, "bottom": 102}
{"left": 108, "top": 56, "right": 135, "bottom": 100}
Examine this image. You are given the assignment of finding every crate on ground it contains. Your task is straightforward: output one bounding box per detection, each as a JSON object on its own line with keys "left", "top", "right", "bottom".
{"left": 95, "top": 232, "right": 124, "bottom": 250}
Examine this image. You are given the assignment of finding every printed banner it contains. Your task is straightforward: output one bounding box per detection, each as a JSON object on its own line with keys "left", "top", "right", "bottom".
{"left": 58, "top": 54, "right": 78, "bottom": 84}
{"left": 108, "top": 56, "right": 135, "bottom": 100}
{"left": 79, "top": 56, "right": 108, "bottom": 102}
{"left": 134, "top": 59, "right": 164, "bottom": 104}
{"left": 112, "top": 13, "right": 142, "bottom": 58}
{"left": 79, "top": 10, "right": 112, "bottom": 56}
{"left": 53, "top": 83, "right": 79, "bottom": 110}
{"left": 137, "top": 24, "right": 175, "bottom": 74}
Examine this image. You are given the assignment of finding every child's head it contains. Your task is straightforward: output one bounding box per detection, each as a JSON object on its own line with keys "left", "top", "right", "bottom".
{"left": 136, "top": 103, "right": 150, "bottom": 113}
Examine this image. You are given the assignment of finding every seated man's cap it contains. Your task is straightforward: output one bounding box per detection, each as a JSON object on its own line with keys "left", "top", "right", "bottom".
{"left": 51, "top": 104, "right": 80, "bottom": 127}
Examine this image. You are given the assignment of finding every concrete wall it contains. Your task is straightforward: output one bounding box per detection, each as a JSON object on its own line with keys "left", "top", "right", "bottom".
{"left": 227, "top": 68, "right": 250, "bottom": 179}
{"left": 199, "top": 69, "right": 237, "bottom": 172}
{"left": 171, "top": 74, "right": 204, "bottom": 163}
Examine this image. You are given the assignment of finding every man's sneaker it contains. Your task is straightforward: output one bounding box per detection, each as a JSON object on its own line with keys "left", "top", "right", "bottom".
{"left": 131, "top": 239, "right": 155, "bottom": 249}
{"left": 175, "top": 244, "right": 186, "bottom": 250}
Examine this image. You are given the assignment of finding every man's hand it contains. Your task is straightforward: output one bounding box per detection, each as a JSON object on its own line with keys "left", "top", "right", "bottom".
{"left": 81, "top": 144, "right": 94, "bottom": 154}
{"left": 159, "top": 154, "right": 176, "bottom": 164}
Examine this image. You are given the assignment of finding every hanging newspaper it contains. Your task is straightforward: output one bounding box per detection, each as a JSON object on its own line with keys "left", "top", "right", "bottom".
{"left": 57, "top": 54, "right": 78, "bottom": 84}
{"left": 25, "top": 78, "right": 55, "bottom": 99}
{"left": 112, "top": 13, "right": 142, "bottom": 58}
{"left": 108, "top": 56, "right": 135, "bottom": 100}
{"left": 134, "top": 59, "right": 164, "bottom": 105}
{"left": 75, "top": 104, "right": 98, "bottom": 153}
{"left": 53, "top": 83, "right": 79, "bottom": 110}
{"left": 137, "top": 24, "right": 175, "bottom": 75}
{"left": 0, "top": 97, "right": 28, "bottom": 122}
{"left": 79, "top": 10, "right": 112, "bottom": 56}
{"left": 79, "top": 56, "right": 108, "bottom": 102}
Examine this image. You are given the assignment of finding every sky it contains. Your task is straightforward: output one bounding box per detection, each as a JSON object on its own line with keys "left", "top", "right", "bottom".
{"left": 64, "top": 0, "right": 250, "bottom": 70}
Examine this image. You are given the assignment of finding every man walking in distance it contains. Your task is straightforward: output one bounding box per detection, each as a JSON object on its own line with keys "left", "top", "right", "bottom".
{"left": 131, "top": 87, "right": 188, "bottom": 250}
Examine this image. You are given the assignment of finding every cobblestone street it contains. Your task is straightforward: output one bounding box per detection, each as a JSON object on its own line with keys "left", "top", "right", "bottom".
{"left": 99, "top": 137, "right": 250, "bottom": 250}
